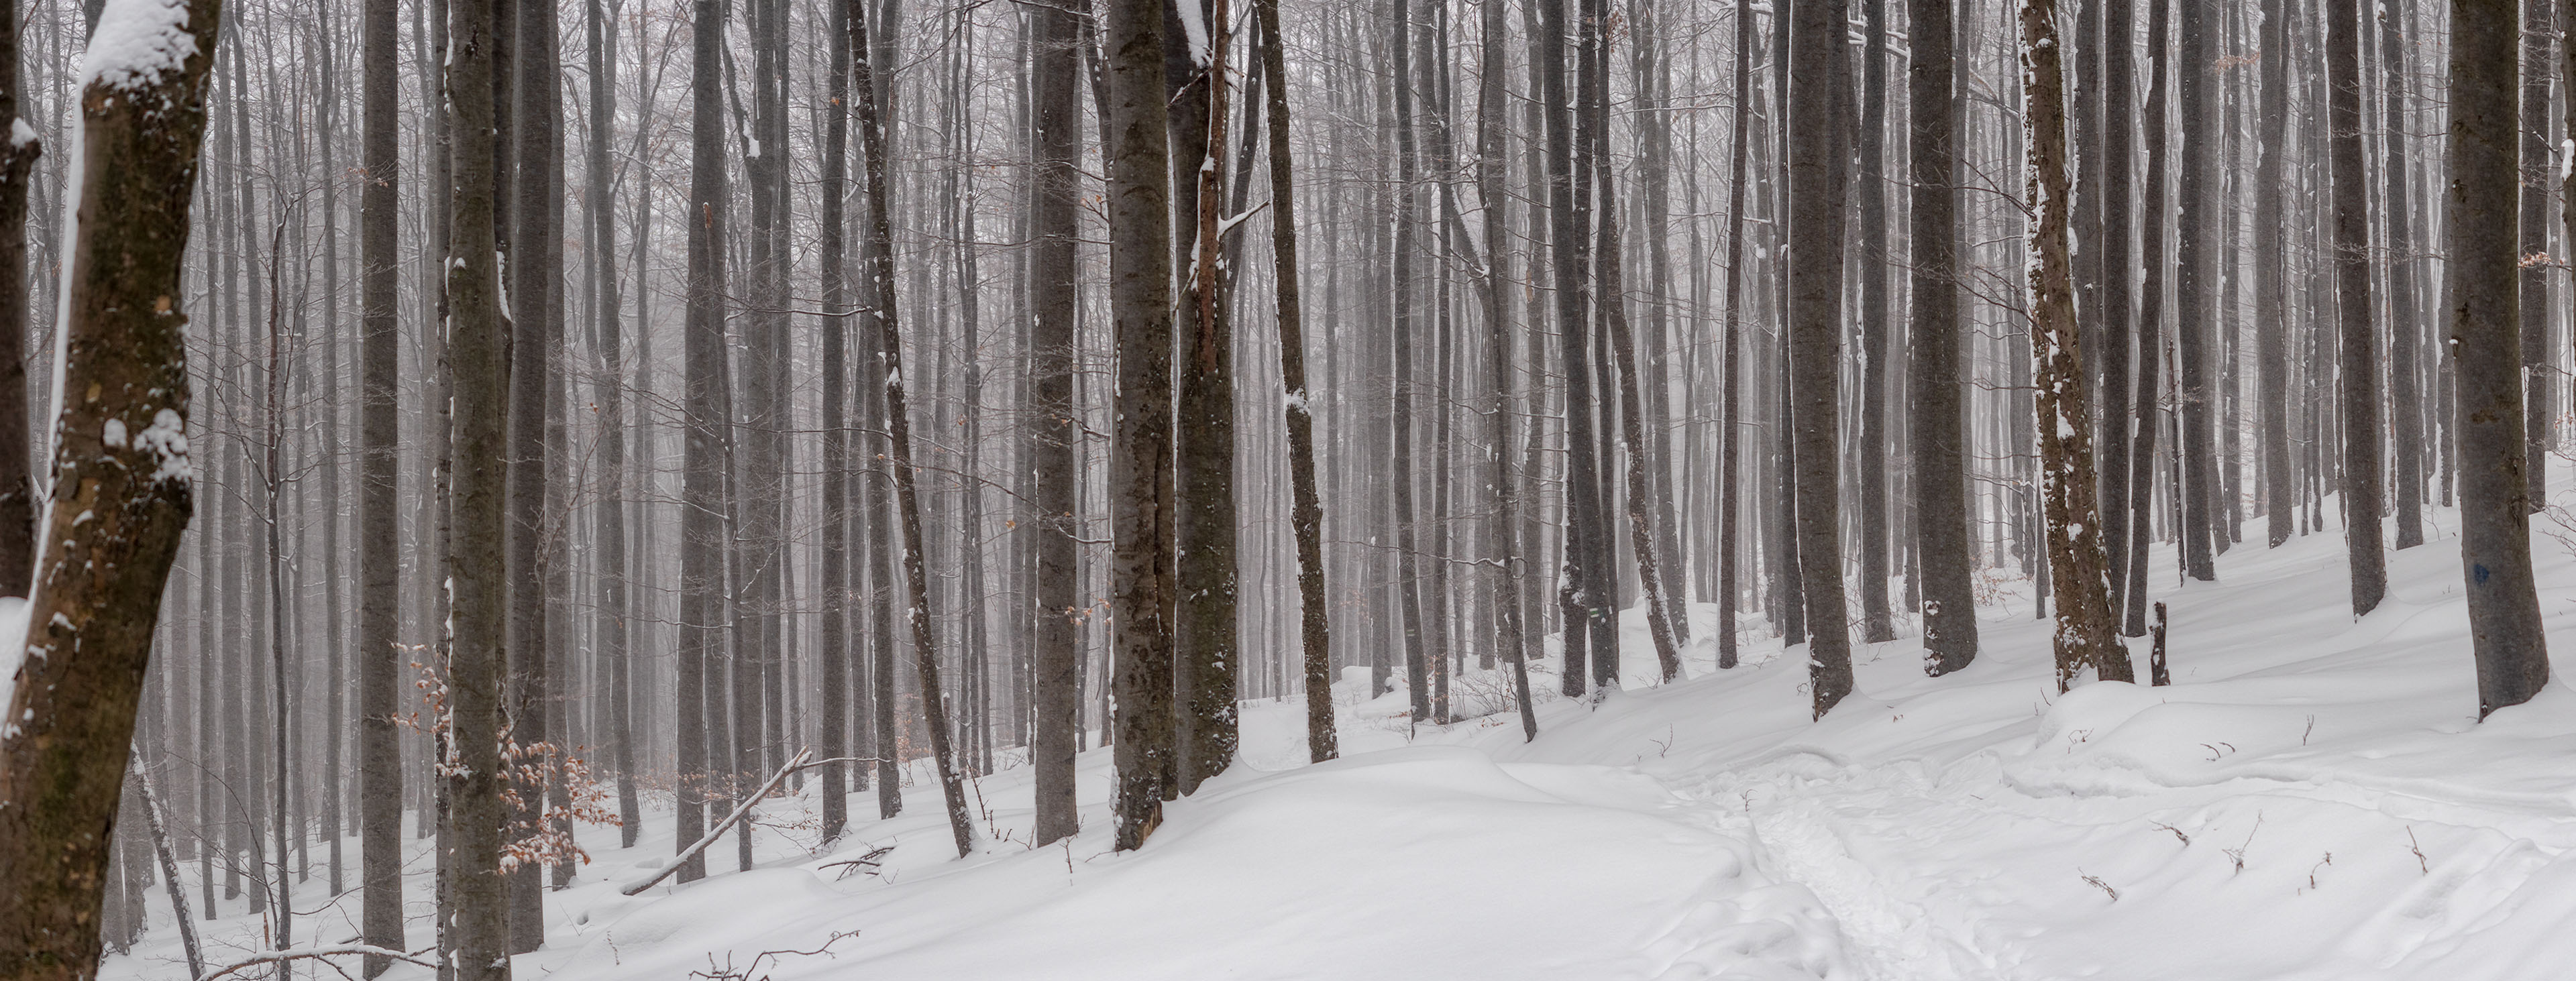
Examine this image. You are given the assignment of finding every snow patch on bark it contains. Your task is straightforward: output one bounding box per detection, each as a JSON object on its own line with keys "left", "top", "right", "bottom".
{"left": 80, "top": 0, "right": 199, "bottom": 93}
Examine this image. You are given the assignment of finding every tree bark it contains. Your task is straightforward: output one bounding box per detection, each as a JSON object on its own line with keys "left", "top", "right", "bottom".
{"left": 1911, "top": 0, "right": 1977, "bottom": 675}
{"left": 2451, "top": 0, "right": 2551, "bottom": 716}
{"left": 446, "top": 0, "right": 515, "bottom": 962}
{"left": 2025, "top": 0, "right": 2130, "bottom": 689}
{"left": 2325, "top": 0, "right": 2384, "bottom": 614}
{"left": 0, "top": 0, "right": 216, "bottom": 970}
{"left": 1788, "top": 0, "right": 1854, "bottom": 717}
{"left": 2523, "top": 0, "right": 2555, "bottom": 510}
{"left": 674, "top": 0, "right": 727, "bottom": 887}
{"left": 1255, "top": 0, "right": 1345, "bottom": 758}
{"left": 358, "top": 0, "right": 406, "bottom": 960}
{"left": 0, "top": 0, "right": 38, "bottom": 601}
{"left": 852, "top": 0, "right": 977, "bottom": 860}
{"left": 1028, "top": 0, "right": 1088, "bottom": 833}
{"left": 1106, "top": 0, "right": 1178, "bottom": 851}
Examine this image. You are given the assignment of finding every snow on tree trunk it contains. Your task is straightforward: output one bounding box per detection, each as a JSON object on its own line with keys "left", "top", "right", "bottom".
{"left": 0, "top": 0, "right": 218, "bottom": 971}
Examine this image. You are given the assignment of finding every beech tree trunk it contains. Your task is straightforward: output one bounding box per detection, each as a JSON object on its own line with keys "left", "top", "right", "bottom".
{"left": 2326, "top": 0, "right": 2385, "bottom": 614}
{"left": 1788, "top": 0, "right": 1852, "bottom": 717}
{"left": 2024, "top": 0, "right": 2129, "bottom": 689}
{"left": 0, "top": 0, "right": 217, "bottom": 972}
{"left": 358, "top": 0, "right": 406, "bottom": 961}
{"left": 2451, "top": 0, "right": 2550, "bottom": 717}
{"left": 1105, "top": 0, "right": 1179, "bottom": 852}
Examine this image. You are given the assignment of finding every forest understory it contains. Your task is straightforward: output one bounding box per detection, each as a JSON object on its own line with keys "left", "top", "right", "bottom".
{"left": 93, "top": 488, "right": 2576, "bottom": 981}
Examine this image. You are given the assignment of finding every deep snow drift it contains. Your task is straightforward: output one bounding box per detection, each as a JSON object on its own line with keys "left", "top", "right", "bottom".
{"left": 103, "top": 500, "right": 2576, "bottom": 980}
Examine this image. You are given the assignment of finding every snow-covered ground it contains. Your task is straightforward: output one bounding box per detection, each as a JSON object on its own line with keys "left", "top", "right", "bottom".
{"left": 104, "top": 498, "right": 2576, "bottom": 980}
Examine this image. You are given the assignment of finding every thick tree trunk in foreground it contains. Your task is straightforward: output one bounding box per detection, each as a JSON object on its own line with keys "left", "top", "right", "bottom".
{"left": 1911, "top": 0, "right": 1976, "bottom": 675}
{"left": 2451, "top": 0, "right": 2549, "bottom": 717}
{"left": 0, "top": 0, "right": 216, "bottom": 972}
{"left": 1788, "top": 0, "right": 1853, "bottom": 717}
{"left": 1256, "top": 0, "right": 1344, "bottom": 758}
{"left": 1106, "top": 0, "right": 1178, "bottom": 850}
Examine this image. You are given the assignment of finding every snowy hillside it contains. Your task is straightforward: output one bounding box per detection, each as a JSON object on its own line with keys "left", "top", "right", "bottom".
{"left": 103, "top": 502, "right": 2576, "bottom": 980}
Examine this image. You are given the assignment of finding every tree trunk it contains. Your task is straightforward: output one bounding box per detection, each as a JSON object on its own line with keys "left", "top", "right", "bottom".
{"left": 1106, "top": 0, "right": 1179, "bottom": 851}
{"left": 2025, "top": 0, "right": 2129, "bottom": 689}
{"left": 1171, "top": 0, "right": 1241, "bottom": 786}
{"left": 2126, "top": 0, "right": 2174, "bottom": 637}
{"left": 1028, "top": 0, "right": 1088, "bottom": 833}
{"left": 852, "top": 0, "right": 977, "bottom": 860}
{"left": 1911, "top": 0, "right": 1976, "bottom": 675}
{"left": 0, "top": 0, "right": 216, "bottom": 969}
{"left": 675, "top": 0, "right": 727, "bottom": 888}
{"left": 2523, "top": 0, "right": 2555, "bottom": 510}
{"left": 1715, "top": 0, "right": 1756, "bottom": 672}
{"left": 2451, "top": 0, "right": 2550, "bottom": 716}
{"left": 1855, "top": 0, "right": 1894, "bottom": 646}
{"left": 445, "top": 0, "right": 515, "bottom": 962}
{"left": 1255, "top": 0, "right": 1346, "bottom": 758}
{"left": 2176, "top": 0, "right": 2220, "bottom": 579}
{"left": 1788, "top": 0, "right": 1853, "bottom": 717}
{"left": 358, "top": 0, "right": 406, "bottom": 960}
{"left": 2325, "top": 0, "right": 2384, "bottom": 614}
{"left": 0, "top": 0, "right": 37, "bottom": 601}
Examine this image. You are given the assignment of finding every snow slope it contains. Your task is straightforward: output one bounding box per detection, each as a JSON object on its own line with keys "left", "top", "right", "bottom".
{"left": 102, "top": 501, "right": 2576, "bottom": 980}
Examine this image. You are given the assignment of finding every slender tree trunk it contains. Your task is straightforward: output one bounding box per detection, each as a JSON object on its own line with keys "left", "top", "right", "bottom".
{"left": 853, "top": 0, "right": 977, "bottom": 859}
{"left": 445, "top": 0, "right": 515, "bottom": 963}
{"left": 0, "top": 0, "right": 37, "bottom": 601}
{"left": 2126, "top": 0, "right": 2174, "bottom": 636}
{"left": 2176, "top": 0, "right": 2219, "bottom": 579}
{"left": 1855, "top": 0, "right": 1894, "bottom": 645}
{"left": 1255, "top": 0, "right": 1345, "bottom": 758}
{"left": 2325, "top": 0, "right": 2384, "bottom": 613}
{"left": 1911, "top": 0, "right": 1976, "bottom": 674}
{"left": 1789, "top": 0, "right": 1854, "bottom": 717}
{"left": 2524, "top": 0, "right": 2555, "bottom": 510}
{"left": 1715, "top": 0, "right": 1754, "bottom": 672}
{"left": 358, "top": 0, "right": 406, "bottom": 961}
{"left": 2257, "top": 0, "right": 2293, "bottom": 548}
{"left": 1028, "top": 0, "right": 1088, "bottom": 831}
{"left": 2388, "top": 0, "right": 2424, "bottom": 549}
{"left": 2025, "top": 0, "right": 2129, "bottom": 689}
{"left": 674, "top": 0, "right": 727, "bottom": 887}
{"left": 2452, "top": 0, "right": 2550, "bottom": 716}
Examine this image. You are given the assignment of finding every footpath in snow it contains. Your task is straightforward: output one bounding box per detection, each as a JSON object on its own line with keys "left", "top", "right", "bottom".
{"left": 103, "top": 502, "right": 2576, "bottom": 980}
